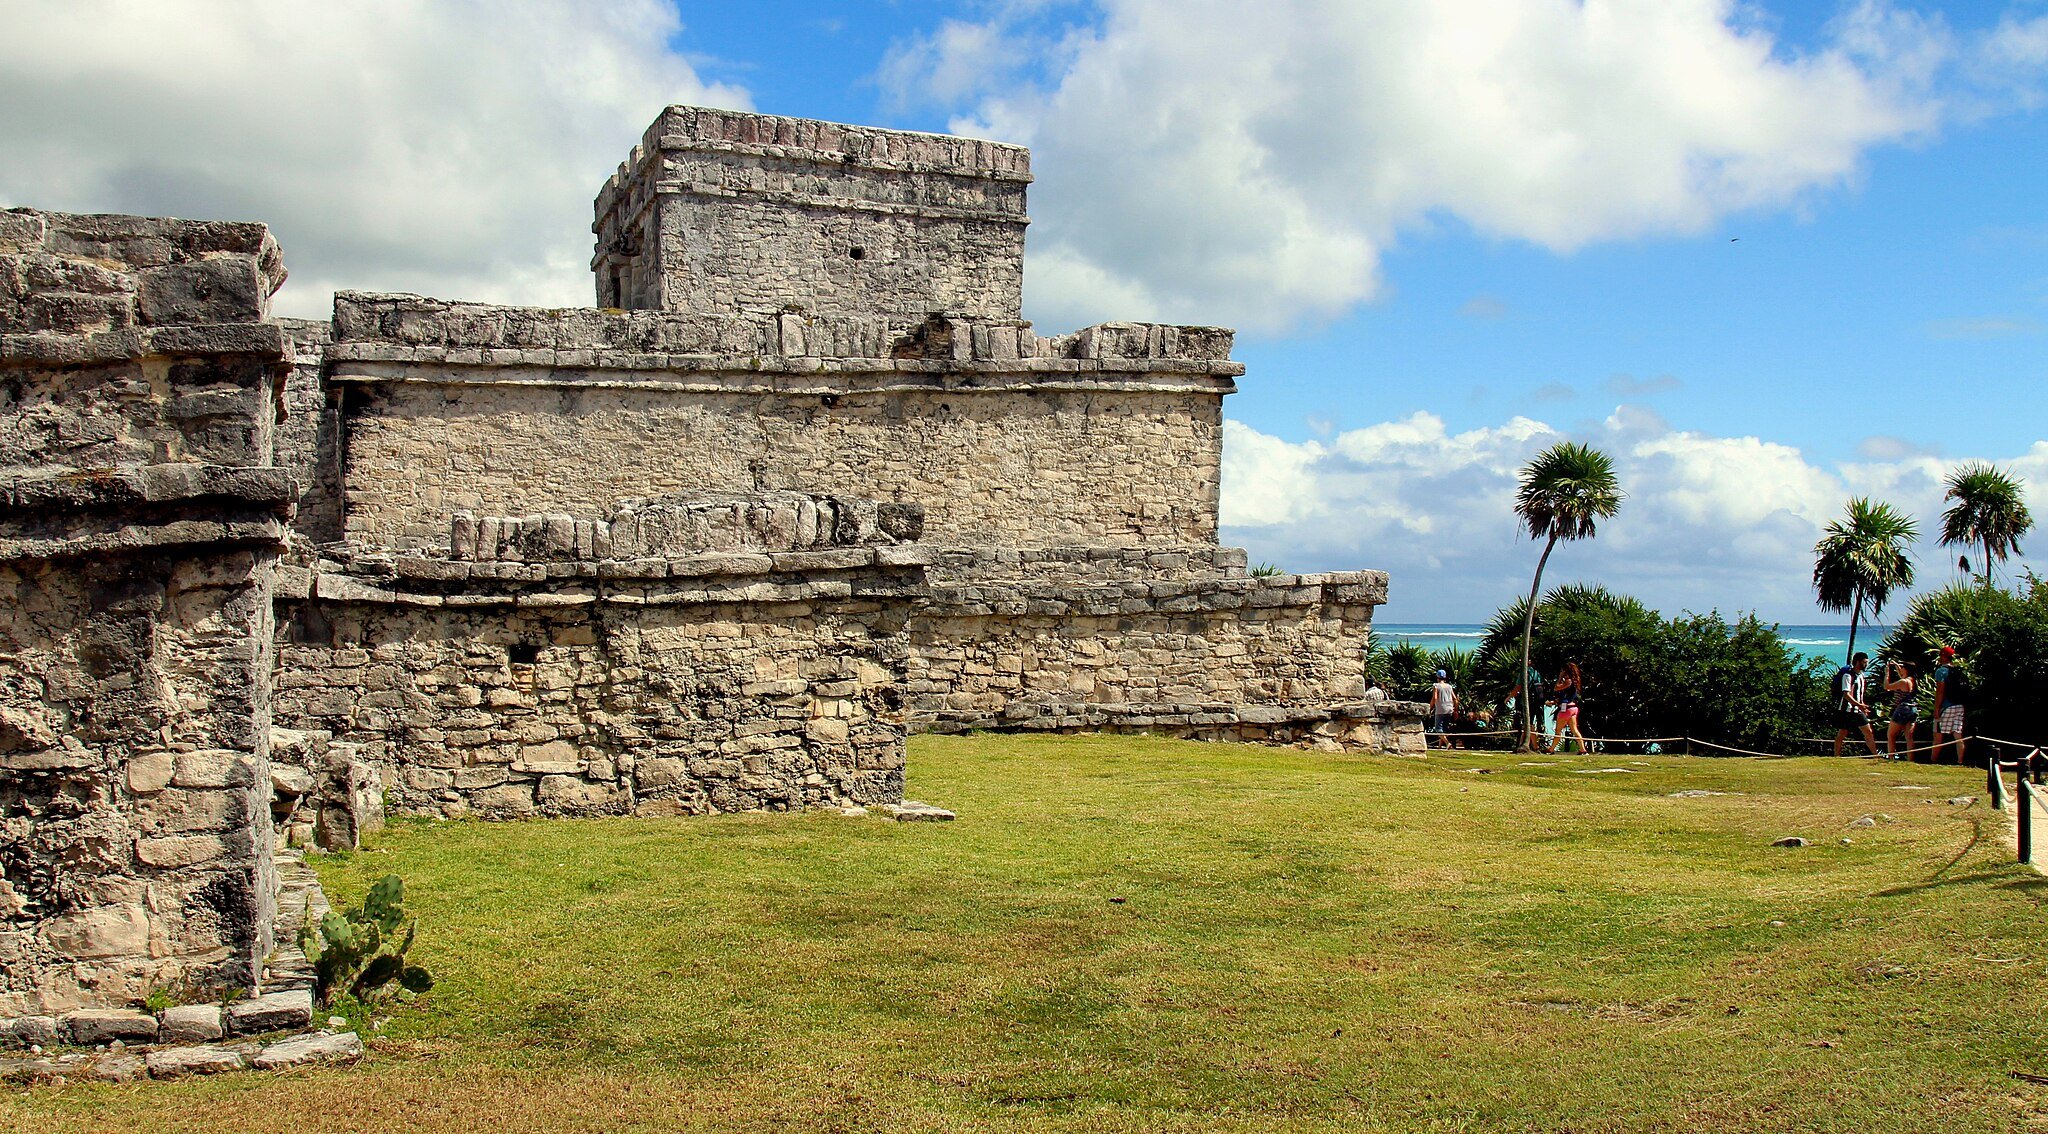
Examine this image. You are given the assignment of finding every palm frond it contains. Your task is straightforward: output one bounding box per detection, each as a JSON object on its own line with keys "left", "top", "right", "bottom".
{"left": 1940, "top": 462, "right": 2032, "bottom": 565}
{"left": 1515, "top": 441, "right": 1624, "bottom": 543}
{"left": 1812, "top": 497, "right": 1918, "bottom": 618}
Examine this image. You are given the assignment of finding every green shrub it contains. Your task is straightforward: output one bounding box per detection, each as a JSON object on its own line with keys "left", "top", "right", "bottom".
{"left": 1473, "top": 587, "right": 1832, "bottom": 748}
{"left": 300, "top": 874, "right": 434, "bottom": 1007}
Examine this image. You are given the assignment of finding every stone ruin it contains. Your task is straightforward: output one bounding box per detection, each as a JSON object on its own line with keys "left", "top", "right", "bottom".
{"left": 0, "top": 105, "right": 1421, "bottom": 1032}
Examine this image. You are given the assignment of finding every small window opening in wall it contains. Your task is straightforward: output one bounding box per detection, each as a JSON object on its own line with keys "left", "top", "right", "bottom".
{"left": 508, "top": 642, "right": 542, "bottom": 666}
{"left": 849, "top": 246, "right": 867, "bottom": 261}
{"left": 821, "top": 394, "right": 839, "bottom": 408}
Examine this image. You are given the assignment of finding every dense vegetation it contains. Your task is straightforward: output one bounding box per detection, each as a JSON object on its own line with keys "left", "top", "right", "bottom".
{"left": 1372, "top": 585, "right": 1835, "bottom": 750}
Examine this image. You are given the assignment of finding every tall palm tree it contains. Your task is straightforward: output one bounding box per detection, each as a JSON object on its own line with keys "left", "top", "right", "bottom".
{"left": 1513, "top": 442, "right": 1624, "bottom": 751}
{"left": 1812, "top": 497, "right": 1917, "bottom": 664}
{"left": 1939, "top": 462, "right": 2032, "bottom": 589}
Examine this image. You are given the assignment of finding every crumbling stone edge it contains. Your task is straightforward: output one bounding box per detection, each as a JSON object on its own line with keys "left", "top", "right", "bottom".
{"left": 0, "top": 853, "right": 367, "bottom": 1085}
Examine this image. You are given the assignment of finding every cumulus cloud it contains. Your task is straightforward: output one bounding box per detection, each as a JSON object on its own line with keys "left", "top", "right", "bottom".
{"left": 886, "top": 0, "right": 1966, "bottom": 332}
{"left": 0, "top": 0, "right": 748, "bottom": 317}
{"left": 1221, "top": 411, "right": 2047, "bottom": 622}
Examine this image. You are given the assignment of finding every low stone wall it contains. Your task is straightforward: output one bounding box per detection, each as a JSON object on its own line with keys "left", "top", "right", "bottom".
{"left": 905, "top": 571, "right": 1388, "bottom": 731}
{"left": 922, "top": 699, "right": 1428, "bottom": 753}
{"left": 272, "top": 549, "right": 925, "bottom": 819}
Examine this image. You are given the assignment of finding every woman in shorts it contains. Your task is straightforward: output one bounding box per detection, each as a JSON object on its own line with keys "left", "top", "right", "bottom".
{"left": 1553, "top": 662, "right": 1587, "bottom": 753}
{"left": 1882, "top": 660, "right": 1917, "bottom": 760}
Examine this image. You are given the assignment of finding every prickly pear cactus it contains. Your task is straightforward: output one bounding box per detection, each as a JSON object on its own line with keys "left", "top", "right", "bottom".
{"left": 299, "top": 874, "right": 435, "bottom": 1006}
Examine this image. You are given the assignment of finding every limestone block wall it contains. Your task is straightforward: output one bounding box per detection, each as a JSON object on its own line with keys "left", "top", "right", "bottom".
{"left": 905, "top": 571, "right": 1388, "bottom": 730}
{"left": 272, "top": 550, "right": 924, "bottom": 819}
{"left": 0, "top": 551, "right": 280, "bottom": 1016}
{"left": 1, "top": 212, "right": 289, "bottom": 470}
{"left": 594, "top": 106, "right": 1030, "bottom": 318}
{"left": 323, "top": 294, "right": 1237, "bottom": 553}
{"left": 275, "top": 318, "right": 342, "bottom": 549}
{"left": 923, "top": 544, "right": 1250, "bottom": 585}
{"left": 0, "top": 210, "right": 292, "bottom": 1016}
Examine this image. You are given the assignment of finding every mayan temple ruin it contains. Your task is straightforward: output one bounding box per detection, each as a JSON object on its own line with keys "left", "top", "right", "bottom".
{"left": 0, "top": 106, "right": 1417, "bottom": 1035}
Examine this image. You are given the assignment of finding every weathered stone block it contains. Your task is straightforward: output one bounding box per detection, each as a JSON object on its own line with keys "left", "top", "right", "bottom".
{"left": 537, "top": 775, "right": 629, "bottom": 813}
{"left": 225, "top": 988, "right": 313, "bottom": 1035}
{"left": 65, "top": 1009, "right": 159, "bottom": 1045}
{"left": 41, "top": 905, "right": 149, "bottom": 960}
{"left": 136, "top": 834, "right": 229, "bottom": 868}
{"left": 2, "top": 1016, "right": 58, "bottom": 1049}
{"left": 146, "top": 1044, "right": 245, "bottom": 1077}
{"left": 158, "top": 1004, "right": 226, "bottom": 1044}
{"left": 137, "top": 259, "right": 267, "bottom": 326}
{"left": 128, "top": 751, "right": 175, "bottom": 794}
{"left": 512, "top": 740, "right": 579, "bottom": 774}
{"left": 251, "top": 1030, "right": 363, "bottom": 1069}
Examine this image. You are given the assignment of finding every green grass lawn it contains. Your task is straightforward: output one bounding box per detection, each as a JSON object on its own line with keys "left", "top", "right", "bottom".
{"left": 8, "top": 735, "right": 2046, "bottom": 1133}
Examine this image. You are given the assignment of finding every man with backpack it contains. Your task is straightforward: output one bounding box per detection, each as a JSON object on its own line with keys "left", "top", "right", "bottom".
{"left": 1931, "top": 645, "right": 1969, "bottom": 766}
{"left": 1832, "top": 652, "right": 1878, "bottom": 758}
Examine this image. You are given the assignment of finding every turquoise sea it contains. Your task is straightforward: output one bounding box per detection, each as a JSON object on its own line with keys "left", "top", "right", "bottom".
{"left": 1375, "top": 623, "right": 1889, "bottom": 668}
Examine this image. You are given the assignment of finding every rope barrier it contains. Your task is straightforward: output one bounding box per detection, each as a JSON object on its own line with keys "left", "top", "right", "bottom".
{"left": 1679, "top": 736, "right": 1804, "bottom": 759}
{"left": 1409, "top": 729, "right": 2043, "bottom": 762}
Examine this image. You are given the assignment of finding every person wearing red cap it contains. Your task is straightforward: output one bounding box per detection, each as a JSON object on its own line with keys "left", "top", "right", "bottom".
{"left": 1930, "top": 645, "right": 1968, "bottom": 765}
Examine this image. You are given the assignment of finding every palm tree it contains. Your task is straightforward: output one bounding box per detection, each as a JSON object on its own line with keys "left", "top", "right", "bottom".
{"left": 1812, "top": 497, "right": 1917, "bottom": 664}
{"left": 1513, "top": 442, "right": 1624, "bottom": 750}
{"left": 1939, "top": 462, "right": 2032, "bottom": 589}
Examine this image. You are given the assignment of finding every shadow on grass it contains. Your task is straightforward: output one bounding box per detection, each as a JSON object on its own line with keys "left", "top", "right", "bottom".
{"left": 1868, "top": 815, "right": 2048, "bottom": 900}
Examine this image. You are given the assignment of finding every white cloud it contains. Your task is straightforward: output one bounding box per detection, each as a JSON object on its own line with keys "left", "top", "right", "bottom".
{"left": 887, "top": 0, "right": 1968, "bottom": 333}
{"left": 0, "top": 0, "right": 748, "bottom": 318}
{"left": 1222, "top": 410, "right": 2048, "bottom": 622}
{"left": 1980, "top": 11, "right": 2048, "bottom": 107}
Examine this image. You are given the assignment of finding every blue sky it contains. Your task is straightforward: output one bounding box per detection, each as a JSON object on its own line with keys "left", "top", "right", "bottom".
{"left": 3, "top": 0, "right": 2044, "bottom": 622}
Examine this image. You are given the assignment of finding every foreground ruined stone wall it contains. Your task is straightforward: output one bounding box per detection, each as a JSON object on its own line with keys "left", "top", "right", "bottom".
{"left": 325, "top": 294, "right": 1234, "bottom": 552}
{"left": 0, "top": 210, "right": 291, "bottom": 1016}
{"left": 272, "top": 497, "right": 925, "bottom": 818}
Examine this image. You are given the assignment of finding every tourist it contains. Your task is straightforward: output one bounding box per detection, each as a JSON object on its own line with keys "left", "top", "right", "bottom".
{"left": 1361, "top": 677, "right": 1387, "bottom": 704}
{"left": 1553, "top": 663, "right": 1587, "bottom": 753}
{"left": 1831, "top": 652, "right": 1878, "bottom": 757}
{"left": 1469, "top": 706, "right": 1496, "bottom": 749}
{"left": 1510, "top": 662, "right": 1544, "bottom": 751}
{"left": 1882, "top": 659, "right": 1917, "bottom": 760}
{"left": 1931, "top": 646, "right": 1969, "bottom": 766}
{"left": 1427, "top": 669, "right": 1457, "bottom": 749}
